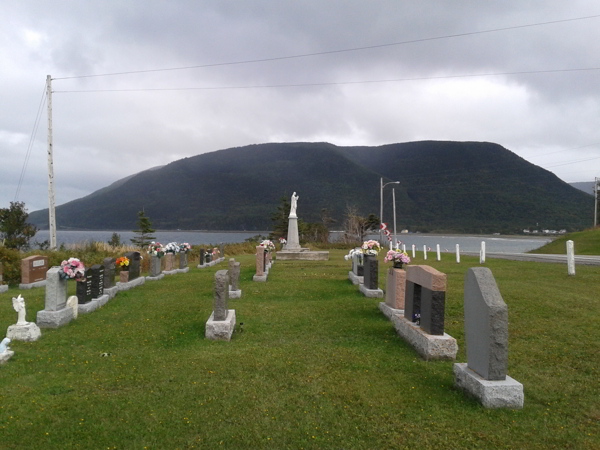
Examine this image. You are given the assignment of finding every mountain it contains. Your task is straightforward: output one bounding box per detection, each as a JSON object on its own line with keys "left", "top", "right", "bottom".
{"left": 27, "top": 141, "right": 594, "bottom": 233}
{"left": 569, "top": 182, "right": 595, "bottom": 196}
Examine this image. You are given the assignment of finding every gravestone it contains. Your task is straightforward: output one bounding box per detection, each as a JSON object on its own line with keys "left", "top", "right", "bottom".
{"left": 36, "top": 267, "right": 74, "bottom": 328}
{"left": 199, "top": 248, "right": 205, "bottom": 266}
{"left": 20, "top": 255, "right": 49, "bottom": 288}
{"left": 206, "top": 252, "right": 212, "bottom": 264}
{"left": 229, "top": 259, "right": 242, "bottom": 299}
{"left": 228, "top": 258, "right": 235, "bottom": 284}
{"left": 380, "top": 267, "right": 406, "bottom": 319}
{"left": 124, "top": 252, "right": 140, "bottom": 280}
{"left": 403, "top": 265, "right": 446, "bottom": 335}
{"left": 253, "top": 246, "right": 267, "bottom": 281}
{"left": 231, "top": 262, "right": 241, "bottom": 291}
{"left": 0, "top": 262, "right": 6, "bottom": 294}
{"left": 363, "top": 255, "right": 378, "bottom": 290}
{"left": 149, "top": 255, "right": 162, "bottom": 277}
{"left": 164, "top": 253, "right": 175, "bottom": 272}
{"left": 76, "top": 269, "right": 93, "bottom": 304}
{"left": 393, "top": 265, "right": 456, "bottom": 360}
{"left": 454, "top": 267, "right": 524, "bottom": 408}
{"left": 90, "top": 264, "right": 104, "bottom": 299}
{"left": 205, "top": 270, "right": 236, "bottom": 340}
{"left": 103, "top": 258, "right": 116, "bottom": 289}
{"left": 179, "top": 251, "right": 188, "bottom": 269}
{"left": 220, "top": 243, "right": 225, "bottom": 260}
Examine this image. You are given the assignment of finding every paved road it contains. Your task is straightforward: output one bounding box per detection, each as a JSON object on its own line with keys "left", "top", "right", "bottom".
{"left": 462, "top": 252, "right": 600, "bottom": 266}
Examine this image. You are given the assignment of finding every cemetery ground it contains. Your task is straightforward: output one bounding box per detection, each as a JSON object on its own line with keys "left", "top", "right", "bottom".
{"left": 0, "top": 251, "right": 598, "bottom": 450}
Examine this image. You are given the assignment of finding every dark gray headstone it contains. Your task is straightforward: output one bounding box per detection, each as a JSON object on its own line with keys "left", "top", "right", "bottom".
{"left": 465, "top": 267, "right": 508, "bottom": 380}
{"left": 90, "top": 264, "right": 104, "bottom": 299}
{"left": 180, "top": 252, "right": 188, "bottom": 269}
{"left": 363, "top": 255, "right": 378, "bottom": 290}
{"left": 77, "top": 269, "right": 93, "bottom": 304}
{"left": 213, "top": 270, "right": 229, "bottom": 321}
{"left": 220, "top": 243, "right": 225, "bottom": 257}
{"left": 228, "top": 258, "right": 235, "bottom": 284}
{"left": 149, "top": 255, "right": 161, "bottom": 277}
{"left": 357, "top": 264, "right": 364, "bottom": 277}
{"left": 199, "top": 248, "right": 205, "bottom": 265}
{"left": 206, "top": 253, "right": 212, "bottom": 263}
{"left": 125, "top": 252, "right": 141, "bottom": 280}
{"left": 232, "top": 262, "right": 241, "bottom": 291}
{"left": 403, "top": 281, "right": 421, "bottom": 323}
{"left": 420, "top": 288, "right": 445, "bottom": 335}
{"left": 103, "top": 258, "right": 116, "bottom": 289}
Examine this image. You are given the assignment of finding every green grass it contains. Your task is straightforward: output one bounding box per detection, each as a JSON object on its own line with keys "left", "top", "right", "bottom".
{"left": 532, "top": 228, "right": 600, "bottom": 255}
{"left": 0, "top": 251, "right": 598, "bottom": 449}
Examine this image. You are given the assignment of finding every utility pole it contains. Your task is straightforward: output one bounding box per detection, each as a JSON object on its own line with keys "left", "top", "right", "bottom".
{"left": 392, "top": 188, "right": 397, "bottom": 247}
{"left": 46, "top": 75, "right": 57, "bottom": 249}
{"left": 379, "top": 178, "right": 383, "bottom": 244}
{"left": 595, "top": 177, "right": 599, "bottom": 228}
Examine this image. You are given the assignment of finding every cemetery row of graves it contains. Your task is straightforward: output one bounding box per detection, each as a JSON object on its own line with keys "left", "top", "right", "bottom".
{"left": 0, "top": 235, "right": 598, "bottom": 448}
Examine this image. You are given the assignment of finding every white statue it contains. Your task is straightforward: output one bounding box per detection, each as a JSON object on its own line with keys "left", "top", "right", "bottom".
{"left": 12, "top": 295, "right": 28, "bottom": 326}
{"left": 0, "top": 338, "right": 10, "bottom": 354}
{"left": 290, "top": 192, "right": 299, "bottom": 217}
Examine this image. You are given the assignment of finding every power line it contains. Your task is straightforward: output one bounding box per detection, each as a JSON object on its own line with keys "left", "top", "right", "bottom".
{"left": 52, "top": 13, "right": 600, "bottom": 80}
{"left": 14, "top": 82, "right": 47, "bottom": 201}
{"left": 52, "top": 66, "right": 600, "bottom": 93}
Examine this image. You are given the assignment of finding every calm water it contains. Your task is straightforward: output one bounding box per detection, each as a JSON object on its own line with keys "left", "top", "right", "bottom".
{"left": 33, "top": 230, "right": 552, "bottom": 253}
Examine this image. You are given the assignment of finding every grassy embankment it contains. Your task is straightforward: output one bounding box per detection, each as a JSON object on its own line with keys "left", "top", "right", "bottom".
{"left": 531, "top": 228, "right": 600, "bottom": 255}
{"left": 0, "top": 249, "right": 598, "bottom": 449}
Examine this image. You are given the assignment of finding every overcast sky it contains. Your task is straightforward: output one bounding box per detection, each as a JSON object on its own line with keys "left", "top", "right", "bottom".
{"left": 2, "top": 0, "right": 600, "bottom": 213}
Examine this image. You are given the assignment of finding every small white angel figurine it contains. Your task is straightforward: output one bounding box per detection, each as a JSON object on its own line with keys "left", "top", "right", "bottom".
{"left": 12, "top": 295, "right": 28, "bottom": 326}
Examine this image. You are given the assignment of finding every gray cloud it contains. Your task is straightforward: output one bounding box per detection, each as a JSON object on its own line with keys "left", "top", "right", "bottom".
{"left": 2, "top": 0, "right": 600, "bottom": 213}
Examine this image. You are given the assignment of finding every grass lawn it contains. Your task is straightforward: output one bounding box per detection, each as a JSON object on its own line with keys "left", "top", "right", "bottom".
{"left": 532, "top": 228, "right": 600, "bottom": 255}
{"left": 0, "top": 250, "right": 598, "bottom": 449}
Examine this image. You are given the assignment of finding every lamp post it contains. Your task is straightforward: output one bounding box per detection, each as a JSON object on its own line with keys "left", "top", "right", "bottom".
{"left": 380, "top": 178, "right": 400, "bottom": 244}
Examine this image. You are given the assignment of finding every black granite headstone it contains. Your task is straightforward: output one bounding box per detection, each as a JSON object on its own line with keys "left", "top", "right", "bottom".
{"left": 125, "top": 252, "right": 140, "bottom": 280}
{"left": 357, "top": 264, "right": 364, "bottom": 277}
{"left": 363, "top": 255, "right": 378, "bottom": 290}
{"left": 403, "top": 281, "right": 421, "bottom": 324}
{"left": 103, "top": 257, "right": 116, "bottom": 289}
{"left": 420, "top": 288, "right": 446, "bottom": 335}
{"left": 76, "top": 269, "right": 93, "bottom": 304}
{"left": 90, "top": 264, "right": 104, "bottom": 299}
{"left": 206, "top": 253, "right": 212, "bottom": 263}
{"left": 199, "top": 249, "right": 205, "bottom": 265}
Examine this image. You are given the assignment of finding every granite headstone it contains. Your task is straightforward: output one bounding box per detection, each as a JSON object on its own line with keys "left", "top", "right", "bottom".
{"left": 103, "top": 257, "right": 116, "bottom": 289}
{"left": 76, "top": 269, "right": 93, "bottom": 304}
{"left": 90, "top": 264, "right": 104, "bottom": 299}
{"left": 213, "top": 270, "right": 229, "bottom": 321}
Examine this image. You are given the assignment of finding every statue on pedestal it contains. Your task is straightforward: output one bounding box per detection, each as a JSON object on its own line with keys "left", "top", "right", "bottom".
{"left": 7, "top": 295, "right": 41, "bottom": 342}
{"left": 12, "top": 295, "right": 28, "bottom": 326}
{"left": 290, "top": 192, "right": 299, "bottom": 218}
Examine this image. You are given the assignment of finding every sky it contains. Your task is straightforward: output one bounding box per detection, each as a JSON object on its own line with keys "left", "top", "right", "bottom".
{"left": 2, "top": 0, "right": 600, "bottom": 213}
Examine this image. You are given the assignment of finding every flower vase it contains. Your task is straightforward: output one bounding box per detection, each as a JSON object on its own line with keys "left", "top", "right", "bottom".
{"left": 393, "top": 261, "right": 403, "bottom": 269}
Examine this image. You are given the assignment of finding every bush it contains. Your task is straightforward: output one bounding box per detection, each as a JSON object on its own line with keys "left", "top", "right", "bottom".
{"left": 0, "top": 247, "right": 21, "bottom": 286}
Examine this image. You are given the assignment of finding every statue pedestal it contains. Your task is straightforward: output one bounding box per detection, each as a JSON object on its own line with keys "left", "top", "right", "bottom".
{"left": 7, "top": 322, "right": 41, "bottom": 342}
{"left": 284, "top": 216, "right": 302, "bottom": 251}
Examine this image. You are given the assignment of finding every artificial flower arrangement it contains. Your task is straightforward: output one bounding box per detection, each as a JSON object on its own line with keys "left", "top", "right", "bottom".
{"left": 279, "top": 237, "right": 287, "bottom": 244}
{"left": 116, "top": 256, "right": 130, "bottom": 269}
{"left": 59, "top": 257, "right": 86, "bottom": 281}
{"left": 179, "top": 242, "right": 192, "bottom": 252}
{"left": 163, "top": 242, "right": 180, "bottom": 254}
{"left": 384, "top": 250, "right": 411, "bottom": 268}
{"left": 361, "top": 240, "right": 381, "bottom": 256}
{"left": 260, "top": 240, "right": 276, "bottom": 252}
{"left": 148, "top": 242, "right": 165, "bottom": 257}
{"left": 344, "top": 248, "right": 362, "bottom": 261}
{"left": 212, "top": 248, "right": 218, "bottom": 256}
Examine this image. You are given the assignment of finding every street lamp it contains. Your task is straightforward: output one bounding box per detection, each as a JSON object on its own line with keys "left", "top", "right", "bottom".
{"left": 380, "top": 178, "right": 400, "bottom": 245}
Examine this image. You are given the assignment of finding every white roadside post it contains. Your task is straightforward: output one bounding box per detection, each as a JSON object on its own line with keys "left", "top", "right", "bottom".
{"left": 412, "top": 244, "right": 416, "bottom": 258}
{"left": 423, "top": 245, "right": 427, "bottom": 260}
{"left": 456, "top": 244, "right": 460, "bottom": 263}
{"left": 567, "top": 240, "right": 575, "bottom": 276}
{"left": 436, "top": 244, "right": 441, "bottom": 261}
{"left": 480, "top": 241, "right": 486, "bottom": 264}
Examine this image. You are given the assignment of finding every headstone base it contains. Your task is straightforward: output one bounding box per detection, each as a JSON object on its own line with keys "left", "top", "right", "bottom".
{"left": 36, "top": 307, "right": 74, "bottom": 329}
{"left": 276, "top": 251, "right": 329, "bottom": 261}
{"left": 359, "top": 284, "right": 384, "bottom": 298}
{"left": 453, "top": 363, "right": 524, "bottom": 409}
{"left": 78, "top": 299, "right": 100, "bottom": 315}
{"left": 176, "top": 267, "right": 190, "bottom": 274}
{"left": 205, "top": 309, "right": 236, "bottom": 341}
{"left": 146, "top": 274, "right": 165, "bottom": 281}
{"left": 104, "top": 286, "right": 119, "bottom": 300}
{"left": 378, "top": 302, "right": 403, "bottom": 320}
{"left": 0, "top": 285, "right": 8, "bottom": 294}
{"left": 348, "top": 271, "right": 364, "bottom": 285}
{"left": 94, "top": 294, "right": 110, "bottom": 308}
{"left": 253, "top": 274, "right": 267, "bottom": 282}
{"left": 19, "top": 280, "right": 47, "bottom": 290}
{"left": 229, "top": 289, "right": 242, "bottom": 299}
{"left": 116, "top": 276, "right": 145, "bottom": 292}
{"left": 7, "top": 322, "right": 42, "bottom": 342}
{"left": 0, "top": 350, "right": 14, "bottom": 364}
{"left": 392, "top": 315, "right": 457, "bottom": 361}
{"left": 163, "top": 269, "right": 178, "bottom": 276}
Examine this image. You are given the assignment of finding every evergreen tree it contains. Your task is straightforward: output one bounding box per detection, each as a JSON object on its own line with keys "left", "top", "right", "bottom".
{"left": 0, "top": 201, "right": 37, "bottom": 250}
{"left": 131, "top": 211, "right": 156, "bottom": 248}
{"left": 269, "top": 194, "right": 290, "bottom": 240}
